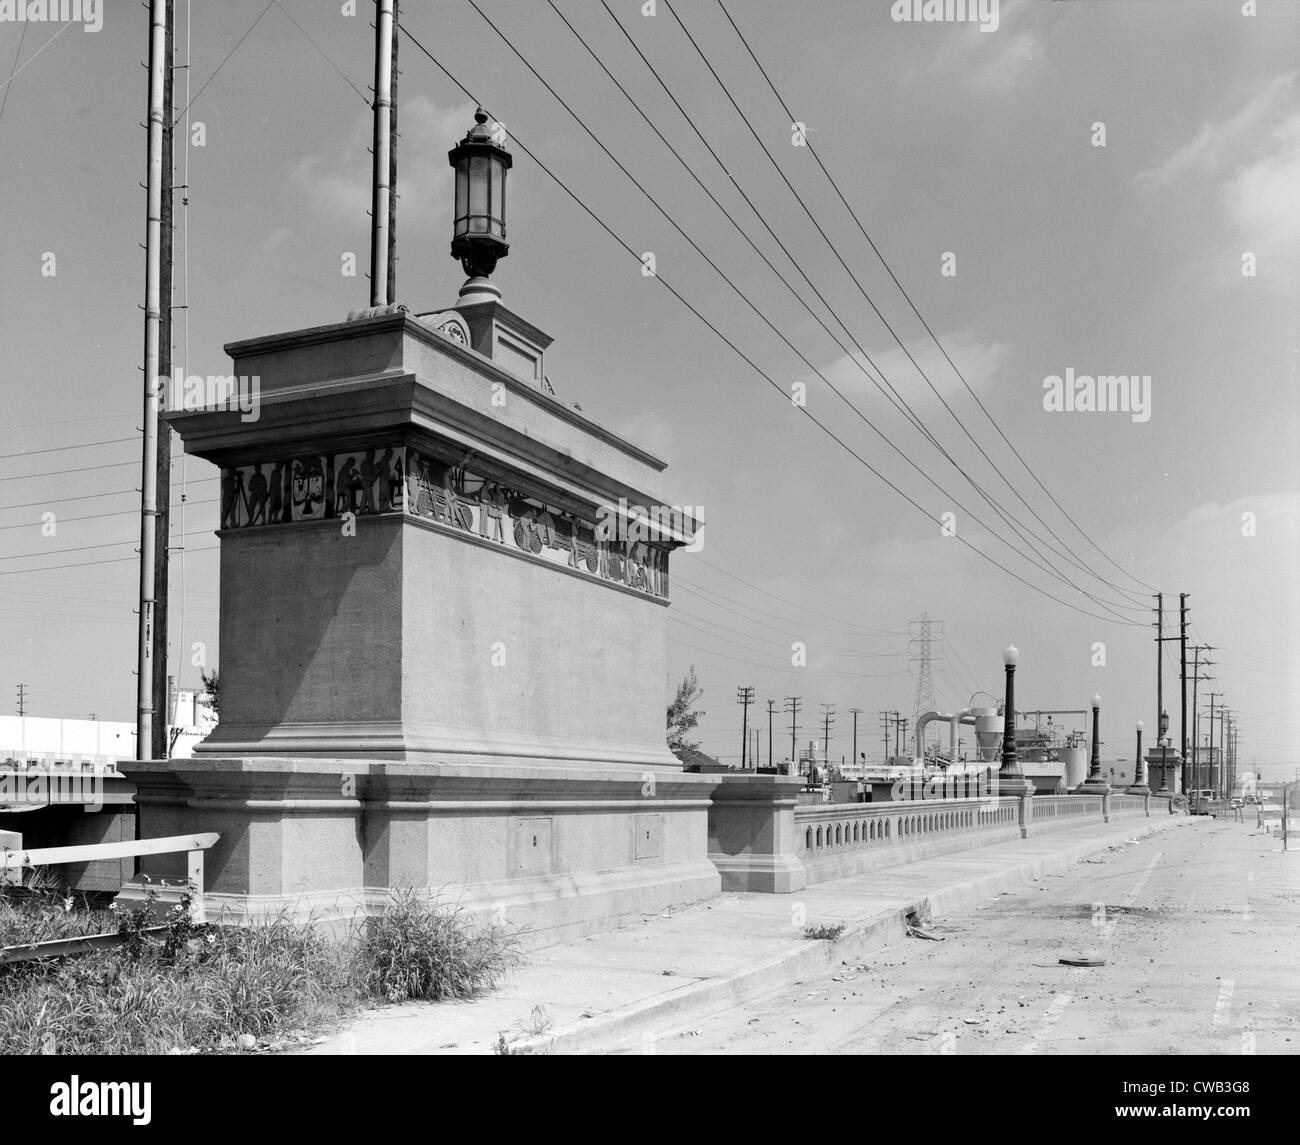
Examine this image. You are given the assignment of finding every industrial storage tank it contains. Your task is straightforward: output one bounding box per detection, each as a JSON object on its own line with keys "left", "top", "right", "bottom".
{"left": 1059, "top": 745, "right": 1087, "bottom": 789}
{"left": 972, "top": 707, "right": 1001, "bottom": 762}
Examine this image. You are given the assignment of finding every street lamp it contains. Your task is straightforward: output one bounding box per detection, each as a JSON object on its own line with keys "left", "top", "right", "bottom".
{"left": 1127, "top": 719, "right": 1149, "bottom": 795}
{"left": 995, "top": 644, "right": 1032, "bottom": 796}
{"left": 1077, "top": 693, "right": 1111, "bottom": 794}
{"left": 448, "top": 107, "right": 512, "bottom": 302}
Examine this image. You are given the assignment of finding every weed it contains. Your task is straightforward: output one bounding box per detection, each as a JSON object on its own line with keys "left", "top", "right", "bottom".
{"left": 802, "top": 923, "right": 847, "bottom": 941}
{"left": 356, "top": 888, "right": 521, "bottom": 1003}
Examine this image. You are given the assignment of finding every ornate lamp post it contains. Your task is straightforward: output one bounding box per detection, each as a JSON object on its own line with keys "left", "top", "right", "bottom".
{"left": 995, "top": 644, "right": 1033, "bottom": 796}
{"left": 448, "top": 107, "right": 512, "bottom": 305}
{"left": 1077, "top": 693, "right": 1111, "bottom": 794}
{"left": 1127, "top": 719, "right": 1149, "bottom": 795}
{"left": 1155, "top": 707, "right": 1174, "bottom": 796}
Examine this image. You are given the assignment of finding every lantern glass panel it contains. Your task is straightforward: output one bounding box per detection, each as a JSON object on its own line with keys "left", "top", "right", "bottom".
{"left": 490, "top": 158, "right": 505, "bottom": 239}
{"left": 454, "top": 164, "right": 468, "bottom": 238}
{"left": 469, "top": 155, "right": 488, "bottom": 233}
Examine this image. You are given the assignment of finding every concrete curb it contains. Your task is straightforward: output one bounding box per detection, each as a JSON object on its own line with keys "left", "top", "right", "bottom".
{"left": 507, "top": 814, "right": 1198, "bottom": 1055}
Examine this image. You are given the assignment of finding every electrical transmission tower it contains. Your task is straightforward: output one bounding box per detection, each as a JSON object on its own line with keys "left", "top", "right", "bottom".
{"left": 909, "top": 613, "right": 942, "bottom": 755}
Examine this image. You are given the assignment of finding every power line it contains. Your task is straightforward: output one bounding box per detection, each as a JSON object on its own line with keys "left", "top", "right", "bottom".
{"left": 0, "top": 545, "right": 217, "bottom": 577}
{"left": 0, "top": 16, "right": 73, "bottom": 98}
{"left": 0, "top": 18, "right": 29, "bottom": 123}
{"left": 712, "top": 0, "right": 1155, "bottom": 600}
{"left": 272, "top": 0, "right": 370, "bottom": 105}
{"left": 0, "top": 436, "right": 136, "bottom": 462}
{"left": 173, "top": 0, "right": 276, "bottom": 126}
{"left": 396, "top": 20, "right": 1143, "bottom": 628}
{"left": 589, "top": 0, "right": 1147, "bottom": 619}
{"left": 471, "top": 0, "right": 1146, "bottom": 624}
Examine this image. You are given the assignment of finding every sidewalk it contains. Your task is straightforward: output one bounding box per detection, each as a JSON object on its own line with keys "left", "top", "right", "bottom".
{"left": 306, "top": 810, "right": 1201, "bottom": 1055}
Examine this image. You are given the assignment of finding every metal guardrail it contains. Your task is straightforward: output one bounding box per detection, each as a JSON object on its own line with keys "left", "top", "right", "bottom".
{"left": 1, "top": 832, "right": 220, "bottom": 932}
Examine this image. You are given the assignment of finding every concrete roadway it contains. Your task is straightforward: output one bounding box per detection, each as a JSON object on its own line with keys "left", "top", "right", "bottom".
{"left": 658, "top": 817, "right": 1298, "bottom": 1055}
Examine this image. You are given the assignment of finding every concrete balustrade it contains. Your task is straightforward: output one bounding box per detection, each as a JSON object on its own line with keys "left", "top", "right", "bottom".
{"left": 707, "top": 780, "right": 1161, "bottom": 892}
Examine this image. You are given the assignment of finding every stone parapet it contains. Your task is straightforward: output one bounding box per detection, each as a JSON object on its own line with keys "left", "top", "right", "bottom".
{"left": 121, "top": 757, "right": 720, "bottom": 948}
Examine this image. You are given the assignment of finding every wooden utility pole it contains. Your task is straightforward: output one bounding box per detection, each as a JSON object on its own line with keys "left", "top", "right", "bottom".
{"left": 786, "top": 696, "right": 801, "bottom": 769}
{"left": 136, "top": 0, "right": 167, "bottom": 761}
{"left": 736, "top": 686, "right": 754, "bottom": 769}
{"left": 1154, "top": 593, "right": 1163, "bottom": 726}
{"left": 1190, "top": 644, "right": 1213, "bottom": 796}
{"left": 766, "top": 699, "right": 775, "bottom": 769}
{"left": 151, "top": 0, "right": 175, "bottom": 761}
{"left": 1179, "top": 593, "right": 1189, "bottom": 794}
{"left": 820, "top": 703, "right": 834, "bottom": 768}
{"left": 849, "top": 707, "right": 862, "bottom": 775}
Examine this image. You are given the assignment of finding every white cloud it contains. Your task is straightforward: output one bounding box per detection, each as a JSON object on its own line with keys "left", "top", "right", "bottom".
{"left": 1133, "top": 72, "right": 1296, "bottom": 192}
{"left": 1223, "top": 111, "right": 1300, "bottom": 255}
{"left": 289, "top": 97, "right": 476, "bottom": 230}
{"left": 824, "top": 326, "right": 1014, "bottom": 407}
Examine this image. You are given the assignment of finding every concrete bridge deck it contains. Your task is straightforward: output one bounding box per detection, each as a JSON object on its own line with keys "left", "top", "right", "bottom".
{"left": 304, "top": 808, "right": 1203, "bottom": 1055}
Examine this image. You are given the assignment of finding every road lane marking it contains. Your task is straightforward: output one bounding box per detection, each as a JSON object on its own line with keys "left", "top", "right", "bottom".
{"left": 1017, "top": 991, "right": 1073, "bottom": 1055}
{"left": 1212, "top": 978, "right": 1234, "bottom": 1026}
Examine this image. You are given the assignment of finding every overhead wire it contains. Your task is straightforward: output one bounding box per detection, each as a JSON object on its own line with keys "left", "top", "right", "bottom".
{"left": 440, "top": 7, "right": 1144, "bottom": 626}
{"left": 709, "top": 0, "right": 1156, "bottom": 600}
{"left": 396, "top": 19, "right": 1147, "bottom": 628}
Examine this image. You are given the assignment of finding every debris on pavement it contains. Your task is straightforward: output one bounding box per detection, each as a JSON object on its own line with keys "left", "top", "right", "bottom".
{"left": 907, "top": 926, "right": 946, "bottom": 940}
{"left": 1059, "top": 956, "right": 1106, "bottom": 967}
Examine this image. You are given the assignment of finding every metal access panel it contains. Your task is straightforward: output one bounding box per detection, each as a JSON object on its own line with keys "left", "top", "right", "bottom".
{"left": 634, "top": 813, "right": 662, "bottom": 860}
{"left": 512, "top": 817, "right": 554, "bottom": 875}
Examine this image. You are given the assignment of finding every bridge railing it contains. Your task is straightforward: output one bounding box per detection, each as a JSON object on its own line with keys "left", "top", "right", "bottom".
{"left": 709, "top": 775, "right": 1164, "bottom": 892}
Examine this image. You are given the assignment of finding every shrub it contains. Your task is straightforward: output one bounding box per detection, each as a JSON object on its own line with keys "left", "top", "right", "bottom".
{"left": 356, "top": 889, "right": 520, "bottom": 1003}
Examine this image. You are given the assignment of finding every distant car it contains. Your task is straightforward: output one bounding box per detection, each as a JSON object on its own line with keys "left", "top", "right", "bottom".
{"left": 1230, "top": 798, "right": 1242, "bottom": 809}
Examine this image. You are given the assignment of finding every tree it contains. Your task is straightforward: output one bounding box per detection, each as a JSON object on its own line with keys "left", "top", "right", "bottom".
{"left": 199, "top": 669, "right": 219, "bottom": 719}
{"left": 666, "top": 665, "right": 705, "bottom": 762}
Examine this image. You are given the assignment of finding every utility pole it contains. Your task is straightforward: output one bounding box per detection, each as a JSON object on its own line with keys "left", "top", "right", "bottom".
{"left": 879, "top": 710, "right": 892, "bottom": 765}
{"left": 820, "top": 703, "right": 835, "bottom": 769}
{"left": 136, "top": 0, "right": 168, "bottom": 762}
{"left": 736, "top": 686, "right": 755, "bottom": 770}
{"left": 766, "top": 699, "right": 776, "bottom": 769}
{"left": 1154, "top": 592, "right": 1163, "bottom": 727}
{"left": 1190, "top": 644, "right": 1213, "bottom": 796}
{"left": 849, "top": 707, "right": 862, "bottom": 776}
{"left": 785, "top": 696, "right": 801, "bottom": 770}
{"left": 151, "top": 0, "right": 175, "bottom": 761}
{"left": 16, "top": 683, "right": 27, "bottom": 717}
{"left": 1179, "top": 593, "right": 1189, "bottom": 795}
{"left": 893, "top": 711, "right": 906, "bottom": 758}
{"left": 1205, "top": 692, "right": 1222, "bottom": 797}
{"left": 369, "top": 0, "right": 396, "bottom": 307}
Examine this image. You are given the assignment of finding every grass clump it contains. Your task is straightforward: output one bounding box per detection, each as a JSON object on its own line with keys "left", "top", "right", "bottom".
{"left": 802, "top": 922, "right": 847, "bottom": 941}
{"left": 0, "top": 886, "right": 521, "bottom": 1054}
{"left": 355, "top": 888, "right": 520, "bottom": 1003}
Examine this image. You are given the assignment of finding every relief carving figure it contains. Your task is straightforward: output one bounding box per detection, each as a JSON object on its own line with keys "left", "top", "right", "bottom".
{"left": 334, "top": 456, "right": 366, "bottom": 515}
{"left": 247, "top": 463, "right": 269, "bottom": 526}
{"left": 269, "top": 460, "right": 286, "bottom": 523}
{"left": 359, "top": 448, "right": 392, "bottom": 514}
{"left": 479, "top": 481, "right": 508, "bottom": 543}
{"left": 386, "top": 452, "right": 405, "bottom": 511}
{"left": 409, "top": 451, "right": 436, "bottom": 517}
{"left": 291, "top": 456, "right": 325, "bottom": 519}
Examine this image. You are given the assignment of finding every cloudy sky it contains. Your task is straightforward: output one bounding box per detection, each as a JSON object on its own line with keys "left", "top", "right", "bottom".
{"left": 1, "top": 0, "right": 1296, "bottom": 780}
